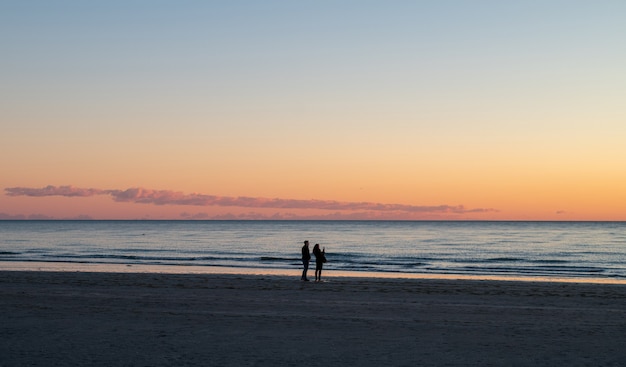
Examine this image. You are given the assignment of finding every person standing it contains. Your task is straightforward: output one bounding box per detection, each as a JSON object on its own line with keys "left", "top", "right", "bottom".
{"left": 313, "top": 243, "right": 326, "bottom": 282}
{"left": 301, "top": 240, "right": 311, "bottom": 281}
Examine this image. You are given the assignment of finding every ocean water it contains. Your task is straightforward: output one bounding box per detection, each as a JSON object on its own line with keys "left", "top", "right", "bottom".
{"left": 1, "top": 220, "right": 626, "bottom": 281}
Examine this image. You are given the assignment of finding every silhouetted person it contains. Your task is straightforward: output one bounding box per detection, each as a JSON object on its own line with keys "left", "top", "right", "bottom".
{"left": 301, "top": 240, "right": 311, "bottom": 281}
{"left": 313, "top": 243, "right": 326, "bottom": 282}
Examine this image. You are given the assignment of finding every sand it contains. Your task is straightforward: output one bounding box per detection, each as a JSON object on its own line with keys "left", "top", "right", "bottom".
{"left": 1, "top": 271, "right": 626, "bottom": 366}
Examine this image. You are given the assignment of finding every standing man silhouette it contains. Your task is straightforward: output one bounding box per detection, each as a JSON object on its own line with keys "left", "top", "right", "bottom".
{"left": 301, "top": 240, "right": 311, "bottom": 281}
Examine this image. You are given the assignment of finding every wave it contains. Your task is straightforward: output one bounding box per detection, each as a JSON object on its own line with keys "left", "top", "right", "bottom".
{"left": 260, "top": 256, "right": 297, "bottom": 262}
{"left": 0, "top": 249, "right": 614, "bottom": 279}
{"left": 435, "top": 265, "right": 608, "bottom": 277}
{"left": 0, "top": 251, "right": 19, "bottom": 255}
{"left": 485, "top": 257, "right": 524, "bottom": 262}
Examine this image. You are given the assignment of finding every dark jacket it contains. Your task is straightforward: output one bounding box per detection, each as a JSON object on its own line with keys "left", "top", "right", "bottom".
{"left": 313, "top": 247, "right": 325, "bottom": 264}
{"left": 302, "top": 246, "right": 311, "bottom": 261}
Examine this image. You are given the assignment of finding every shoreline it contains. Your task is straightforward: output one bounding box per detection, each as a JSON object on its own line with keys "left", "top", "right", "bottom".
{"left": 2, "top": 270, "right": 626, "bottom": 366}
{"left": 2, "top": 260, "right": 626, "bottom": 285}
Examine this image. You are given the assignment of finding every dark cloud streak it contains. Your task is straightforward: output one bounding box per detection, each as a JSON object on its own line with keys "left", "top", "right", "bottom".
{"left": 5, "top": 185, "right": 498, "bottom": 214}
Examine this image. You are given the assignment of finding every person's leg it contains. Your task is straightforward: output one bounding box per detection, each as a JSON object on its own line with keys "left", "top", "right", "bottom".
{"left": 302, "top": 260, "right": 309, "bottom": 280}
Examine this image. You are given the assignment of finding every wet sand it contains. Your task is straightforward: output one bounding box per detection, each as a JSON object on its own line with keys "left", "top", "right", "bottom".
{"left": 2, "top": 270, "right": 626, "bottom": 366}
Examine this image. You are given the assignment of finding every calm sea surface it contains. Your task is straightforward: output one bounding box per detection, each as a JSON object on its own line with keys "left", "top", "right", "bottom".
{"left": 1, "top": 221, "right": 625, "bottom": 281}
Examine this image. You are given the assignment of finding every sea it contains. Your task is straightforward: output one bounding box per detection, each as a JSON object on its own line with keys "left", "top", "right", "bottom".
{"left": 1, "top": 220, "right": 626, "bottom": 283}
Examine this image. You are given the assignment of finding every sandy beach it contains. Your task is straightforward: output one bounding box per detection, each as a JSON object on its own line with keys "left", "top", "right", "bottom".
{"left": 2, "top": 271, "right": 626, "bottom": 366}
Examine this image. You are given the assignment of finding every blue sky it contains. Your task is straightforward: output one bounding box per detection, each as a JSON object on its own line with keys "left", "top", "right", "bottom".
{"left": 2, "top": 1, "right": 625, "bottom": 220}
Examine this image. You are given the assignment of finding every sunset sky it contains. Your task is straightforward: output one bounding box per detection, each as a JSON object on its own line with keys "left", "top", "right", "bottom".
{"left": 1, "top": 1, "right": 625, "bottom": 220}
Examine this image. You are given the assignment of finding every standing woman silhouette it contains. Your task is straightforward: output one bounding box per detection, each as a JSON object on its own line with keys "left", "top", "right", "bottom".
{"left": 312, "top": 244, "right": 326, "bottom": 282}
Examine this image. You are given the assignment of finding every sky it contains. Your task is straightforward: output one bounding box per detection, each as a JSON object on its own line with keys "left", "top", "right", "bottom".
{"left": 1, "top": 1, "right": 625, "bottom": 220}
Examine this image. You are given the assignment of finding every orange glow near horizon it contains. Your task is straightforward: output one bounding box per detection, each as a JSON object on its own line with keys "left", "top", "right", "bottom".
{"left": 1, "top": 181, "right": 624, "bottom": 221}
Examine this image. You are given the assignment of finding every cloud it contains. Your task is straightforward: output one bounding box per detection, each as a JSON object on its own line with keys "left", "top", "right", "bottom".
{"left": 179, "top": 210, "right": 481, "bottom": 220}
{"left": 180, "top": 212, "right": 210, "bottom": 220}
{"left": 5, "top": 185, "right": 498, "bottom": 215}
{"left": 0, "top": 212, "right": 93, "bottom": 220}
{"left": 5, "top": 185, "right": 105, "bottom": 197}
{"left": 0, "top": 212, "right": 54, "bottom": 220}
